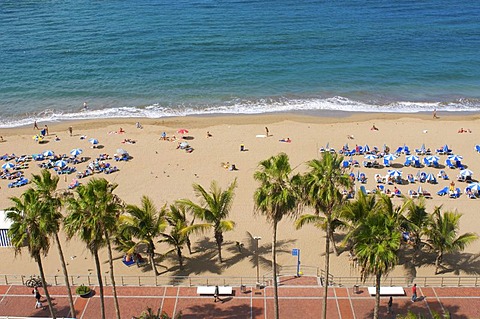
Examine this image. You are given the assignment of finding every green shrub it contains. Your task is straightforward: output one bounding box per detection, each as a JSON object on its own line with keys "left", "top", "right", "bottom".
{"left": 75, "top": 284, "right": 91, "bottom": 295}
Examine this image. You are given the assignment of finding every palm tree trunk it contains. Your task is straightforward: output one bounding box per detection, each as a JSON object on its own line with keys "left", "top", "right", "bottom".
{"left": 106, "top": 235, "right": 121, "bottom": 319}
{"left": 149, "top": 240, "right": 159, "bottom": 276}
{"left": 93, "top": 250, "right": 106, "bottom": 319}
{"left": 37, "top": 256, "right": 56, "bottom": 319}
{"left": 177, "top": 247, "right": 184, "bottom": 269}
{"left": 272, "top": 220, "right": 279, "bottom": 319}
{"left": 374, "top": 273, "right": 381, "bottom": 319}
{"left": 215, "top": 230, "right": 223, "bottom": 263}
{"left": 186, "top": 237, "right": 192, "bottom": 254}
{"left": 328, "top": 227, "right": 339, "bottom": 256}
{"left": 322, "top": 221, "right": 331, "bottom": 319}
{"left": 435, "top": 251, "right": 442, "bottom": 275}
{"left": 54, "top": 233, "right": 76, "bottom": 318}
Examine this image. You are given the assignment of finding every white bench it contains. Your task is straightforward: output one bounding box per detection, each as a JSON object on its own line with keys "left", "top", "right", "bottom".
{"left": 368, "top": 286, "right": 405, "bottom": 296}
{"left": 196, "top": 286, "right": 233, "bottom": 295}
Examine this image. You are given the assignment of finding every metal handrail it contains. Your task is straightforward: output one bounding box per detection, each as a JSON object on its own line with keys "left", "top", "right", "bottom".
{"left": 2, "top": 272, "right": 479, "bottom": 288}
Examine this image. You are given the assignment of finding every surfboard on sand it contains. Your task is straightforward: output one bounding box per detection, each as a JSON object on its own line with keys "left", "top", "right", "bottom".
{"left": 256, "top": 134, "right": 267, "bottom": 138}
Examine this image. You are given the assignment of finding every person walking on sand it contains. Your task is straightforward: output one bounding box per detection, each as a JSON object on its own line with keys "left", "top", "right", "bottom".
{"left": 265, "top": 126, "right": 269, "bottom": 137}
{"left": 433, "top": 108, "right": 438, "bottom": 119}
{"left": 387, "top": 296, "right": 393, "bottom": 314}
{"left": 411, "top": 284, "right": 417, "bottom": 302}
{"left": 33, "top": 121, "right": 39, "bottom": 130}
{"left": 68, "top": 126, "right": 73, "bottom": 136}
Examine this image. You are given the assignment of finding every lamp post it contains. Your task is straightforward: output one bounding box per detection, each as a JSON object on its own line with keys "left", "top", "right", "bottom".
{"left": 253, "top": 236, "right": 262, "bottom": 286}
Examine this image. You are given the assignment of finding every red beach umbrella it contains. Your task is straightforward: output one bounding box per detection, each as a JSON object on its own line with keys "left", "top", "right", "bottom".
{"left": 177, "top": 129, "right": 189, "bottom": 134}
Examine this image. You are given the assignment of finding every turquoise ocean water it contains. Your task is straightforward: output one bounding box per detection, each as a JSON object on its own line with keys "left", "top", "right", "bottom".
{"left": 0, "top": 0, "right": 479, "bottom": 127}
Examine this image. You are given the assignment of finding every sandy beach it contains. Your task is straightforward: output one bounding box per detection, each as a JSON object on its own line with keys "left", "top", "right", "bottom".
{"left": 1, "top": 112, "right": 479, "bottom": 282}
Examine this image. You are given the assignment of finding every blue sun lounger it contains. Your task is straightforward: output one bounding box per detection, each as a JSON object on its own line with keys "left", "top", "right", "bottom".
{"left": 437, "top": 187, "right": 448, "bottom": 196}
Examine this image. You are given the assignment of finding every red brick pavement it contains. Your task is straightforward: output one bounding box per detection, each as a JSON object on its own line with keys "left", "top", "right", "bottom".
{"left": 1, "top": 279, "right": 480, "bottom": 318}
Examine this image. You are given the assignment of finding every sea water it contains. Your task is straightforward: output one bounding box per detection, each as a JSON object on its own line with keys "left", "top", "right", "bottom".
{"left": 1, "top": 0, "right": 479, "bottom": 127}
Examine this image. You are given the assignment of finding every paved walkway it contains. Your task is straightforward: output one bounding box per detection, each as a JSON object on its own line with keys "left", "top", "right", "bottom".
{"left": 1, "top": 276, "right": 479, "bottom": 318}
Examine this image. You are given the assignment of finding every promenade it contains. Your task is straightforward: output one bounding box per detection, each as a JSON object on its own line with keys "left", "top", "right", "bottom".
{"left": 1, "top": 276, "right": 479, "bottom": 319}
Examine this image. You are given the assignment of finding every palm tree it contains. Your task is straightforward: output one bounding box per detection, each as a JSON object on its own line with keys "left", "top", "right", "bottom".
{"left": 298, "top": 152, "right": 351, "bottom": 319}
{"left": 31, "top": 169, "right": 76, "bottom": 318}
{"left": 349, "top": 193, "right": 402, "bottom": 319}
{"left": 160, "top": 203, "right": 206, "bottom": 269}
{"left": 402, "top": 198, "right": 429, "bottom": 263}
{"left": 120, "top": 195, "right": 167, "bottom": 276}
{"left": 64, "top": 178, "right": 122, "bottom": 319}
{"left": 178, "top": 179, "right": 237, "bottom": 263}
{"left": 254, "top": 153, "right": 300, "bottom": 319}
{"left": 6, "top": 189, "right": 57, "bottom": 319}
{"left": 424, "top": 206, "right": 478, "bottom": 274}
{"left": 132, "top": 307, "right": 182, "bottom": 319}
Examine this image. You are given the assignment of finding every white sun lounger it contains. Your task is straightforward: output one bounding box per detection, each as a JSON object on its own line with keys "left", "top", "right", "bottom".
{"left": 196, "top": 286, "right": 233, "bottom": 295}
{"left": 368, "top": 286, "right": 405, "bottom": 296}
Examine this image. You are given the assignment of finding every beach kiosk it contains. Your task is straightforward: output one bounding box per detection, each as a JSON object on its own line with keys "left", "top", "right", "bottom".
{"left": 0, "top": 211, "right": 13, "bottom": 247}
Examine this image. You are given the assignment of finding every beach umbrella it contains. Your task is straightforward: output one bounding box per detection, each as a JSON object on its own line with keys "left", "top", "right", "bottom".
{"left": 70, "top": 148, "right": 83, "bottom": 157}
{"left": 43, "top": 150, "right": 54, "bottom": 157}
{"left": 388, "top": 169, "right": 402, "bottom": 177}
{"left": 2, "top": 162, "right": 15, "bottom": 170}
{"left": 460, "top": 169, "right": 473, "bottom": 177}
{"left": 89, "top": 138, "right": 99, "bottom": 145}
{"left": 443, "top": 144, "right": 451, "bottom": 153}
{"left": 179, "top": 141, "right": 189, "bottom": 148}
{"left": 364, "top": 144, "right": 370, "bottom": 153}
{"left": 55, "top": 160, "right": 68, "bottom": 168}
{"left": 425, "top": 173, "right": 436, "bottom": 183}
{"left": 447, "top": 154, "right": 463, "bottom": 162}
{"left": 177, "top": 129, "right": 189, "bottom": 134}
{"left": 116, "top": 148, "right": 128, "bottom": 155}
{"left": 364, "top": 154, "right": 377, "bottom": 160}
{"left": 425, "top": 155, "right": 439, "bottom": 163}
{"left": 406, "top": 155, "right": 419, "bottom": 162}
{"left": 384, "top": 154, "right": 397, "bottom": 162}
{"left": 467, "top": 182, "right": 480, "bottom": 192}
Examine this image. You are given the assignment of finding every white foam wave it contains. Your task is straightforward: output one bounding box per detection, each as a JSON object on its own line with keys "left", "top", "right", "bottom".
{"left": 1, "top": 96, "right": 479, "bottom": 128}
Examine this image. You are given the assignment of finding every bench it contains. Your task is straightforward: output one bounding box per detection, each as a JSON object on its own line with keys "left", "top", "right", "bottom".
{"left": 368, "top": 287, "right": 405, "bottom": 296}
{"left": 196, "top": 286, "right": 233, "bottom": 296}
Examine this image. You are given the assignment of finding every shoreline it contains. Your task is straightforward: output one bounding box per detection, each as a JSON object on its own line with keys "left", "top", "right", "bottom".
{"left": 1, "top": 112, "right": 479, "bottom": 281}
{"left": 1, "top": 107, "right": 480, "bottom": 131}
{"left": 2, "top": 110, "right": 480, "bottom": 134}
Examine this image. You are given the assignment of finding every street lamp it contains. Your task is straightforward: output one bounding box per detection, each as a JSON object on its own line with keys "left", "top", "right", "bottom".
{"left": 253, "top": 236, "right": 262, "bottom": 287}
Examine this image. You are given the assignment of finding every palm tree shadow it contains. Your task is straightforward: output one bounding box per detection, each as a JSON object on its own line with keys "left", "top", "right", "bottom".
{"left": 223, "top": 236, "right": 296, "bottom": 272}
{"left": 164, "top": 237, "right": 223, "bottom": 278}
{"left": 439, "top": 252, "right": 480, "bottom": 275}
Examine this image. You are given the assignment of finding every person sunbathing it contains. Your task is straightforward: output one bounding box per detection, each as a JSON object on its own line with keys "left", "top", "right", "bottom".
{"left": 279, "top": 137, "right": 291, "bottom": 143}
{"left": 371, "top": 124, "right": 379, "bottom": 131}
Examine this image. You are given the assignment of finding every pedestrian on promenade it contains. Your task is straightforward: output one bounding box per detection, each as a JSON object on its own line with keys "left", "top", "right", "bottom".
{"left": 33, "top": 287, "right": 45, "bottom": 310}
{"left": 214, "top": 285, "right": 220, "bottom": 303}
{"left": 387, "top": 296, "right": 393, "bottom": 314}
{"left": 411, "top": 284, "right": 417, "bottom": 302}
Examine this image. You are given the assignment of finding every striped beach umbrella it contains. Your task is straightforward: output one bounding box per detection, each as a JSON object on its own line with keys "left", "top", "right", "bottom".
{"left": 364, "top": 154, "right": 377, "bottom": 160}
{"left": 70, "top": 148, "right": 83, "bottom": 157}
{"left": 1, "top": 162, "right": 15, "bottom": 170}
{"left": 384, "top": 154, "right": 397, "bottom": 162}
{"left": 43, "top": 150, "right": 54, "bottom": 157}
{"left": 55, "top": 160, "right": 68, "bottom": 168}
